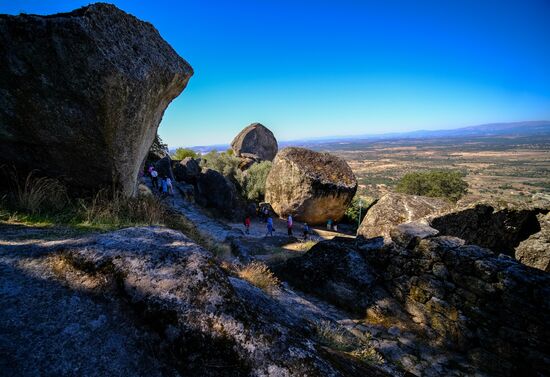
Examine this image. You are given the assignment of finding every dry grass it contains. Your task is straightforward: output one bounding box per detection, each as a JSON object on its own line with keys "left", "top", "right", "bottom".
{"left": 238, "top": 261, "right": 280, "bottom": 293}
{"left": 7, "top": 169, "right": 67, "bottom": 214}
{"left": 78, "top": 189, "right": 165, "bottom": 228}
{"left": 314, "top": 320, "right": 384, "bottom": 365}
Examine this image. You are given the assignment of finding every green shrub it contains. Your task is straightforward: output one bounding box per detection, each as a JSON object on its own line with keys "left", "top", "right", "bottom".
{"left": 172, "top": 147, "right": 198, "bottom": 160}
{"left": 241, "top": 161, "right": 272, "bottom": 201}
{"left": 200, "top": 150, "right": 243, "bottom": 184}
{"left": 396, "top": 170, "right": 468, "bottom": 202}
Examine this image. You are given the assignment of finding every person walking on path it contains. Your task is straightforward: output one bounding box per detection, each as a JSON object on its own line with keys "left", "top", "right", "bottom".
{"left": 287, "top": 214, "right": 293, "bottom": 236}
{"left": 262, "top": 207, "right": 269, "bottom": 223}
{"left": 303, "top": 222, "right": 310, "bottom": 240}
{"left": 244, "top": 216, "right": 251, "bottom": 235}
{"left": 148, "top": 165, "right": 154, "bottom": 177}
{"left": 166, "top": 176, "right": 173, "bottom": 196}
{"left": 327, "top": 219, "right": 333, "bottom": 230}
{"left": 151, "top": 169, "right": 159, "bottom": 190}
{"left": 160, "top": 176, "right": 168, "bottom": 196}
{"left": 333, "top": 222, "right": 338, "bottom": 232}
{"left": 265, "top": 216, "right": 274, "bottom": 237}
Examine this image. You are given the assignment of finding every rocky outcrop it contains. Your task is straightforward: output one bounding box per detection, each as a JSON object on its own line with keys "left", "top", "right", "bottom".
{"left": 430, "top": 203, "right": 548, "bottom": 259}
{"left": 230, "top": 123, "right": 278, "bottom": 164}
{"left": 276, "top": 230, "right": 550, "bottom": 377}
{"left": 265, "top": 147, "right": 357, "bottom": 224}
{"left": 4, "top": 227, "right": 387, "bottom": 377}
{"left": 173, "top": 157, "right": 201, "bottom": 184}
{"left": 0, "top": 4, "right": 192, "bottom": 196}
{"left": 357, "top": 193, "right": 452, "bottom": 239}
{"left": 515, "top": 212, "right": 550, "bottom": 271}
{"left": 196, "top": 168, "right": 238, "bottom": 218}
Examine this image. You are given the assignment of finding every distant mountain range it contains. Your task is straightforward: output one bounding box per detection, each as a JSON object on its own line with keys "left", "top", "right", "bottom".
{"left": 184, "top": 120, "right": 550, "bottom": 152}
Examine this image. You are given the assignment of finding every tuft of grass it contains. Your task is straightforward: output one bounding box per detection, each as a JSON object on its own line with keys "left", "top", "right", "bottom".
{"left": 77, "top": 189, "right": 165, "bottom": 230}
{"left": 238, "top": 261, "right": 280, "bottom": 293}
{"left": 314, "top": 320, "right": 384, "bottom": 365}
{"left": 6, "top": 169, "right": 68, "bottom": 214}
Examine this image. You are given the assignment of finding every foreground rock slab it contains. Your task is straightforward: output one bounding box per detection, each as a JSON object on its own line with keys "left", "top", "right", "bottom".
{"left": 265, "top": 147, "right": 357, "bottom": 224}
{"left": 0, "top": 3, "right": 193, "bottom": 196}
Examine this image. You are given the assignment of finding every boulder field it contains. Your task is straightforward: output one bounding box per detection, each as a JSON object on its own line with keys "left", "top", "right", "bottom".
{"left": 265, "top": 147, "right": 357, "bottom": 224}
{"left": 0, "top": 3, "right": 193, "bottom": 196}
{"left": 275, "top": 224, "right": 550, "bottom": 377}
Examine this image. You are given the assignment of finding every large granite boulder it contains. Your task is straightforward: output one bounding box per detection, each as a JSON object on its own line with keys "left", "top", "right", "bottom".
{"left": 276, "top": 233, "right": 550, "bottom": 377}
{"left": 173, "top": 157, "right": 200, "bottom": 183}
{"left": 357, "top": 192, "right": 452, "bottom": 239}
{"left": 230, "top": 123, "right": 278, "bottom": 162}
{"left": 196, "top": 168, "right": 238, "bottom": 218}
{"left": 265, "top": 147, "right": 357, "bottom": 224}
{"left": 0, "top": 4, "right": 193, "bottom": 196}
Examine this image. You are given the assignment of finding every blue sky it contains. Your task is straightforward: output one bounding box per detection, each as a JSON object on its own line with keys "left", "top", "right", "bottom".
{"left": 2, "top": 1, "right": 549, "bottom": 147}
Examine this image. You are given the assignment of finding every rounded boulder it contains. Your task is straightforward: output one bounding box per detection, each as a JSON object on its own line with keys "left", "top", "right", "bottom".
{"left": 230, "top": 123, "right": 278, "bottom": 162}
{"left": 265, "top": 147, "right": 357, "bottom": 224}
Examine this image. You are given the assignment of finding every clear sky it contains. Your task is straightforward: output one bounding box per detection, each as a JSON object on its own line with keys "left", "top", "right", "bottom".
{"left": 2, "top": 1, "right": 549, "bottom": 147}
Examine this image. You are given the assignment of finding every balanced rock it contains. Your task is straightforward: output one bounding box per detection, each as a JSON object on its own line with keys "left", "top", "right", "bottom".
{"left": 230, "top": 123, "right": 278, "bottom": 162}
{"left": 265, "top": 147, "right": 357, "bottom": 224}
{"left": 0, "top": 4, "right": 193, "bottom": 196}
{"left": 358, "top": 193, "right": 452, "bottom": 239}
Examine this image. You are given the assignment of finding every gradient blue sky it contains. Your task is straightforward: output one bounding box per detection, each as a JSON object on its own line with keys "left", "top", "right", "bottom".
{"left": 2, "top": 1, "right": 549, "bottom": 147}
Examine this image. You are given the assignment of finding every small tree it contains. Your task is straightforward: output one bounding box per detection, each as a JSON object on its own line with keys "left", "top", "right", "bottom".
{"left": 242, "top": 161, "right": 272, "bottom": 201}
{"left": 172, "top": 147, "right": 198, "bottom": 160}
{"left": 396, "top": 170, "right": 468, "bottom": 202}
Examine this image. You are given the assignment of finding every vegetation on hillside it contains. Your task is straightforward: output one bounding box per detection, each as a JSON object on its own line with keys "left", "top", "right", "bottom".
{"left": 396, "top": 170, "right": 468, "bottom": 202}
{"left": 172, "top": 147, "right": 198, "bottom": 160}
{"left": 342, "top": 193, "right": 375, "bottom": 225}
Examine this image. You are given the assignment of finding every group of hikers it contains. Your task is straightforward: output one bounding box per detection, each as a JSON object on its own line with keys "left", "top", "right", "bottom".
{"left": 147, "top": 165, "right": 173, "bottom": 196}
{"left": 245, "top": 207, "right": 311, "bottom": 240}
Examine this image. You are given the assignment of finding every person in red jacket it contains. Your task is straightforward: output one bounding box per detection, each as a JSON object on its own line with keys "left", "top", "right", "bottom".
{"left": 244, "top": 216, "right": 251, "bottom": 235}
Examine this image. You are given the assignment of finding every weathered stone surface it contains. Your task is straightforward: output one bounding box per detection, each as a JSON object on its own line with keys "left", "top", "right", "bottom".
{"left": 265, "top": 147, "right": 357, "bottom": 224}
{"left": 430, "top": 204, "right": 548, "bottom": 257}
{"left": 390, "top": 222, "right": 439, "bottom": 249}
{"left": 230, "top": 123, "right": 278, "bottom": 162}
{"left": 4, "top": 225, "right": 395, "bottom": 376}
{"left": 276, "top": 235, "right": 550, "bottom": 377}
{"left": 358, "top": 193, "right": 452, "bottom": 239}
{"left": 514, "top": 212, "right": 550, "bottom": 271}
{"left": 0, "top": 4, "right": 193, "bottom": 196}
{"left": 173, "top": 157, "right": 200, "bottom": 183}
